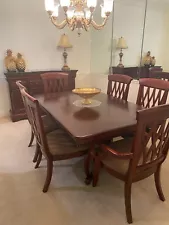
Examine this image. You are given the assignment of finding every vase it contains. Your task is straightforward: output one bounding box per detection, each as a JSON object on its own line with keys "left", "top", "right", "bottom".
{"left": 151, "top": 57, "right": 156, "bottom": 67}
{"left": 16, "top": 53, "right": 26, "bottom": 72}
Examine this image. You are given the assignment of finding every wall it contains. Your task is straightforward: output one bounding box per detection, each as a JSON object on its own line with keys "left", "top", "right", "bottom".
{"left": 1, "top": 0, "right": 169, "bottom": 118}
{"left": 0, "top": 0, "right": 91, "bottom": 117}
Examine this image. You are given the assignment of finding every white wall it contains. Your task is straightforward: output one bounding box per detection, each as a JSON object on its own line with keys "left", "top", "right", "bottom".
{"left": 1, "top": 0, "right": 169, "bottom": 118}
{"left": 0, "top": 0, "right": 91, "bottom": 117}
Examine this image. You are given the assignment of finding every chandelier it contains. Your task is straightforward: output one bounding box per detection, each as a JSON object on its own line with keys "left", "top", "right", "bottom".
{"left": 45, "top": 0, "right": 114, "bottom": 35}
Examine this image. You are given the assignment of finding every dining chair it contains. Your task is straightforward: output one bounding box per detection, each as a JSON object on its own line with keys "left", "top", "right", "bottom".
{"left": 107, "top": 74, "right": 133, "bottom": 101}
{"left": 21, "top": 88, "right": 88, "bottom": 193}
{"left": 16, "top": 81, "right": 35, "bottom": 147}
{"left": 85, "top": 104, "right": 169, "bottom": 223}
{"left": 16, "top": 81, "right": 58, "bottom": 162}
{"left": 136, "top": 78, "right": 169, "bottom": 108}
{"left": 41, "top": 72, "right": 68, "bottom": 95}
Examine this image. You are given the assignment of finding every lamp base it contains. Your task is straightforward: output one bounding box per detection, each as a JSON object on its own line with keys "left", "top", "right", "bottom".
{"left": 62, "top": 65, "right": 70, "bottom": 71}
{"left": 117, "top": 49, "right": 124, "bottom": 68}
{"left": 117, "top": 63, "right": 124, "bottom": 68}
{"left": 62, "top": 49, "right": 70, "bottom": 71}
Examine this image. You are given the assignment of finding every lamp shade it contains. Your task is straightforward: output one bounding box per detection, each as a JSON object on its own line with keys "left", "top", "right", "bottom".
{"left": 117, "top": 37, "right": 128, "bottom": 49}
{"left": 57, "top": 34, "right": 72, "bottom": 48}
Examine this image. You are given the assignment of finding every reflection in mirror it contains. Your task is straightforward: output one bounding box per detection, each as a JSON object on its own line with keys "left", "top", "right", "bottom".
{"left": 142, "top": 0, "right": 169, "bottom": 79}
{"left": 110, "top": 0, "right": 146, "bottom": 79}
{"left": 90, "top": 0, "right": 113, "bottom": 76}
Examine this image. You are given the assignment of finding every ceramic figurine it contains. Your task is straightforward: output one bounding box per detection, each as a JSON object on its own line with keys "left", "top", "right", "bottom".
{"left": 4, "top": 49, "right": 16, "bottom": 72}
{"left": 151, "top": 56, "right": 156, "bottom": 67}
{"left": 143, "top": 51, "right": 152, "bottom": 67}
{"left": 16, "top": 53, "right": 26, "bottom": 72}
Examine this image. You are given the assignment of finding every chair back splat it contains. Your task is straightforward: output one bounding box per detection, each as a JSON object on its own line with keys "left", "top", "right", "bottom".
{"left": 41, "top": 72, "right": 68, "bottom": 94}
{"left": 107, "top": 74, "right": 133, "bottom": 101}
{"left": 136, "top": 78, "right": 169, "bottom": 108}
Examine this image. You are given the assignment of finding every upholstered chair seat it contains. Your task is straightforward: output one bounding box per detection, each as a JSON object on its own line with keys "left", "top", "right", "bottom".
{"left": 47, "top": 129, "right": 87, "bottom": 156}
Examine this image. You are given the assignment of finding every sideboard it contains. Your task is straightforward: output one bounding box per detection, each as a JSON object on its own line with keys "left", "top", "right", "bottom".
{"left": 110, "top": 66, "right": 162, "bottom": 79}
{"left": 5, "top": 70, "right": 78, "bottom": 122}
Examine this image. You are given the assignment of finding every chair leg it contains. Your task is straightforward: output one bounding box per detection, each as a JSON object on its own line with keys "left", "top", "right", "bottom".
{"left": 154, "top": 165, "right": 165, "bottom": 201}
{"left": 33, "top": 143, "right": 40, "bottom": 163}
{"left": 124, "top": 182, "right": 133, "bottom": 224}
{"left": 43, "top": 159, "right": 53, "bottom": 193}
{"left": 84, "top": 153, "right": 92, "bottom": 185}
{"left": 35, "top": 151, "right": 42, "bottom": 169}
{"left": 28, "top": 130, "right": 34, "bottom": 147}
{"left": 92, "top": 155, "right": 101, "bottom": 187}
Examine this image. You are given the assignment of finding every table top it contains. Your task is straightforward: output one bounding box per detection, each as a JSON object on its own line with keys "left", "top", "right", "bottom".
{"left": 36, "top": 92, "right": 142, "bottom": 143}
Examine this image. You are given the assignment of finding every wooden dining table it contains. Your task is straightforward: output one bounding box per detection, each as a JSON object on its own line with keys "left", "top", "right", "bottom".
{"left": 36, "top": 92, "right": 142, "bottom": 144}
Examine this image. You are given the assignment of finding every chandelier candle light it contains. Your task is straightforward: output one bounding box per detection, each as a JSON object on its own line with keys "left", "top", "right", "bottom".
{"left": 58, "top": 34, "right": 72, "bottom": 70}
{"left": 45, "top": 0, "right": 114, "bottom": 35}
{"left": 117, "top": 37, "right": 128, "bottom": 68}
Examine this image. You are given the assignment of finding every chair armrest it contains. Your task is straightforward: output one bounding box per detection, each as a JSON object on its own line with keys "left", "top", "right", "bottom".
{"left": 101, "top": 144, "right": 133, "bottom": 159}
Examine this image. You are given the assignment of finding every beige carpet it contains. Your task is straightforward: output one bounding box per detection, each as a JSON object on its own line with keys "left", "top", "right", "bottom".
{"left": 0, "top": 119, "right": 169, "bottom": 225}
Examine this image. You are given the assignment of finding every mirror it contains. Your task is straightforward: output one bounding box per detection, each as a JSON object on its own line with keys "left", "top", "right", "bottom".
{"left": 90, "top": 0, "right": 113, "bottom": 76}
{"left": 110, "top": 0, "right": 147, "bottom": 79}
{"left": 142, "top": 0, "right": 169, "bottom": 78}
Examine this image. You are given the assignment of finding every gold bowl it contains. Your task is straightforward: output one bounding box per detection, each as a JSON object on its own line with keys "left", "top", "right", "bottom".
{"left": 72, "top": 87, "right": 101, "bottom": 105}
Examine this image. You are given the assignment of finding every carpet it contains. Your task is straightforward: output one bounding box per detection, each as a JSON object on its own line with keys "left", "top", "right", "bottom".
{"left": 0, "top": 119, "right": 169, "bottom": 225}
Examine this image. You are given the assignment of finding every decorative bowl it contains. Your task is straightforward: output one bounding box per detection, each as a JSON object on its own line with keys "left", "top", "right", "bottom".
{"left": 72, "top": 87, "right": 101, "bottom": 105}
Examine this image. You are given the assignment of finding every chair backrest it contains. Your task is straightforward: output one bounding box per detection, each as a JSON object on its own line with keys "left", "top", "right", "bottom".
{"left": 129, "top": 104, "right": 169, "bottom": 180}
{"left": 41, "top": 72, "right": 68, "bottom": 95}
{"left": 136, "top": 78, "right": 169, "bottom": 108}
{"left": 107, "top": 74, "right": 133, "bottom": 101}
{"left": 150, "top": 71, "right": 169, "bottom": 81}
{"left": 21, "top": 88, "right": 51, "bottom": 158}
{"left": 16, "top": 80, "right": 32, "bottom": 124}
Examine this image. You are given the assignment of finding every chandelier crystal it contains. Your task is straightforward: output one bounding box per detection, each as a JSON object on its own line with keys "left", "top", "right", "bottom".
{"left": 45, "top": 0, "right": 114, "bottom": 35}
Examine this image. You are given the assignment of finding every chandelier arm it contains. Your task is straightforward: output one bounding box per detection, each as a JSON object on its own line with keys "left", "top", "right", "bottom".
{"left": 83, "top": 20, "right": 89, "bottom": 31}
{"left": 91, "top": 17, "right": 109, "bottom": 30}
{"left": 71, "top": 23, "right": 76, "bottom": 31}
{"left": 51, "top": 17, "right": 67, "bottom": 29}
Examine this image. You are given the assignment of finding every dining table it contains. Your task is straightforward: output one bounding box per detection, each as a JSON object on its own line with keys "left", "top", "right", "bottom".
{"left": 36, "top": 92, "right": 142, "bottom": 144}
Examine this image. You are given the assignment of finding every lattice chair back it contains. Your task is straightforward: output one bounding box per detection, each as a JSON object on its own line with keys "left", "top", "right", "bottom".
{"left": 21, "top": 89, "right": 51, "bottom": 158}
{"left": 41, "top": 72, "right": 68, "bottom": 95}
{"left": 129, "top": 104, "right": 169, "bottom": 180}
{"left": 137, "top": 78, "right": 169, "bottom": 108}
{"left": 107, "top": 74, "right": 133, "bottom": 101}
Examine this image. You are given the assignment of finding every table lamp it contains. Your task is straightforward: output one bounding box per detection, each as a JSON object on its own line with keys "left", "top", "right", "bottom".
{"left": 117, "top": 37, "right": 128, "bottom": 68}
{"left": 57, "top": 34, "right": 72, "bottom": 71}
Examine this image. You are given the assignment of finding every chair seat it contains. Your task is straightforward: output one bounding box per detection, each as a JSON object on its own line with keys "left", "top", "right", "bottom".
{"left": 42, "top": 115, "right": 60, "bottom": 133}
{"left": 101, "top": 138, "right": 133, "bottom": 176}
{"left": 47, "top": 130, "right": 88, "bottom": 156}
